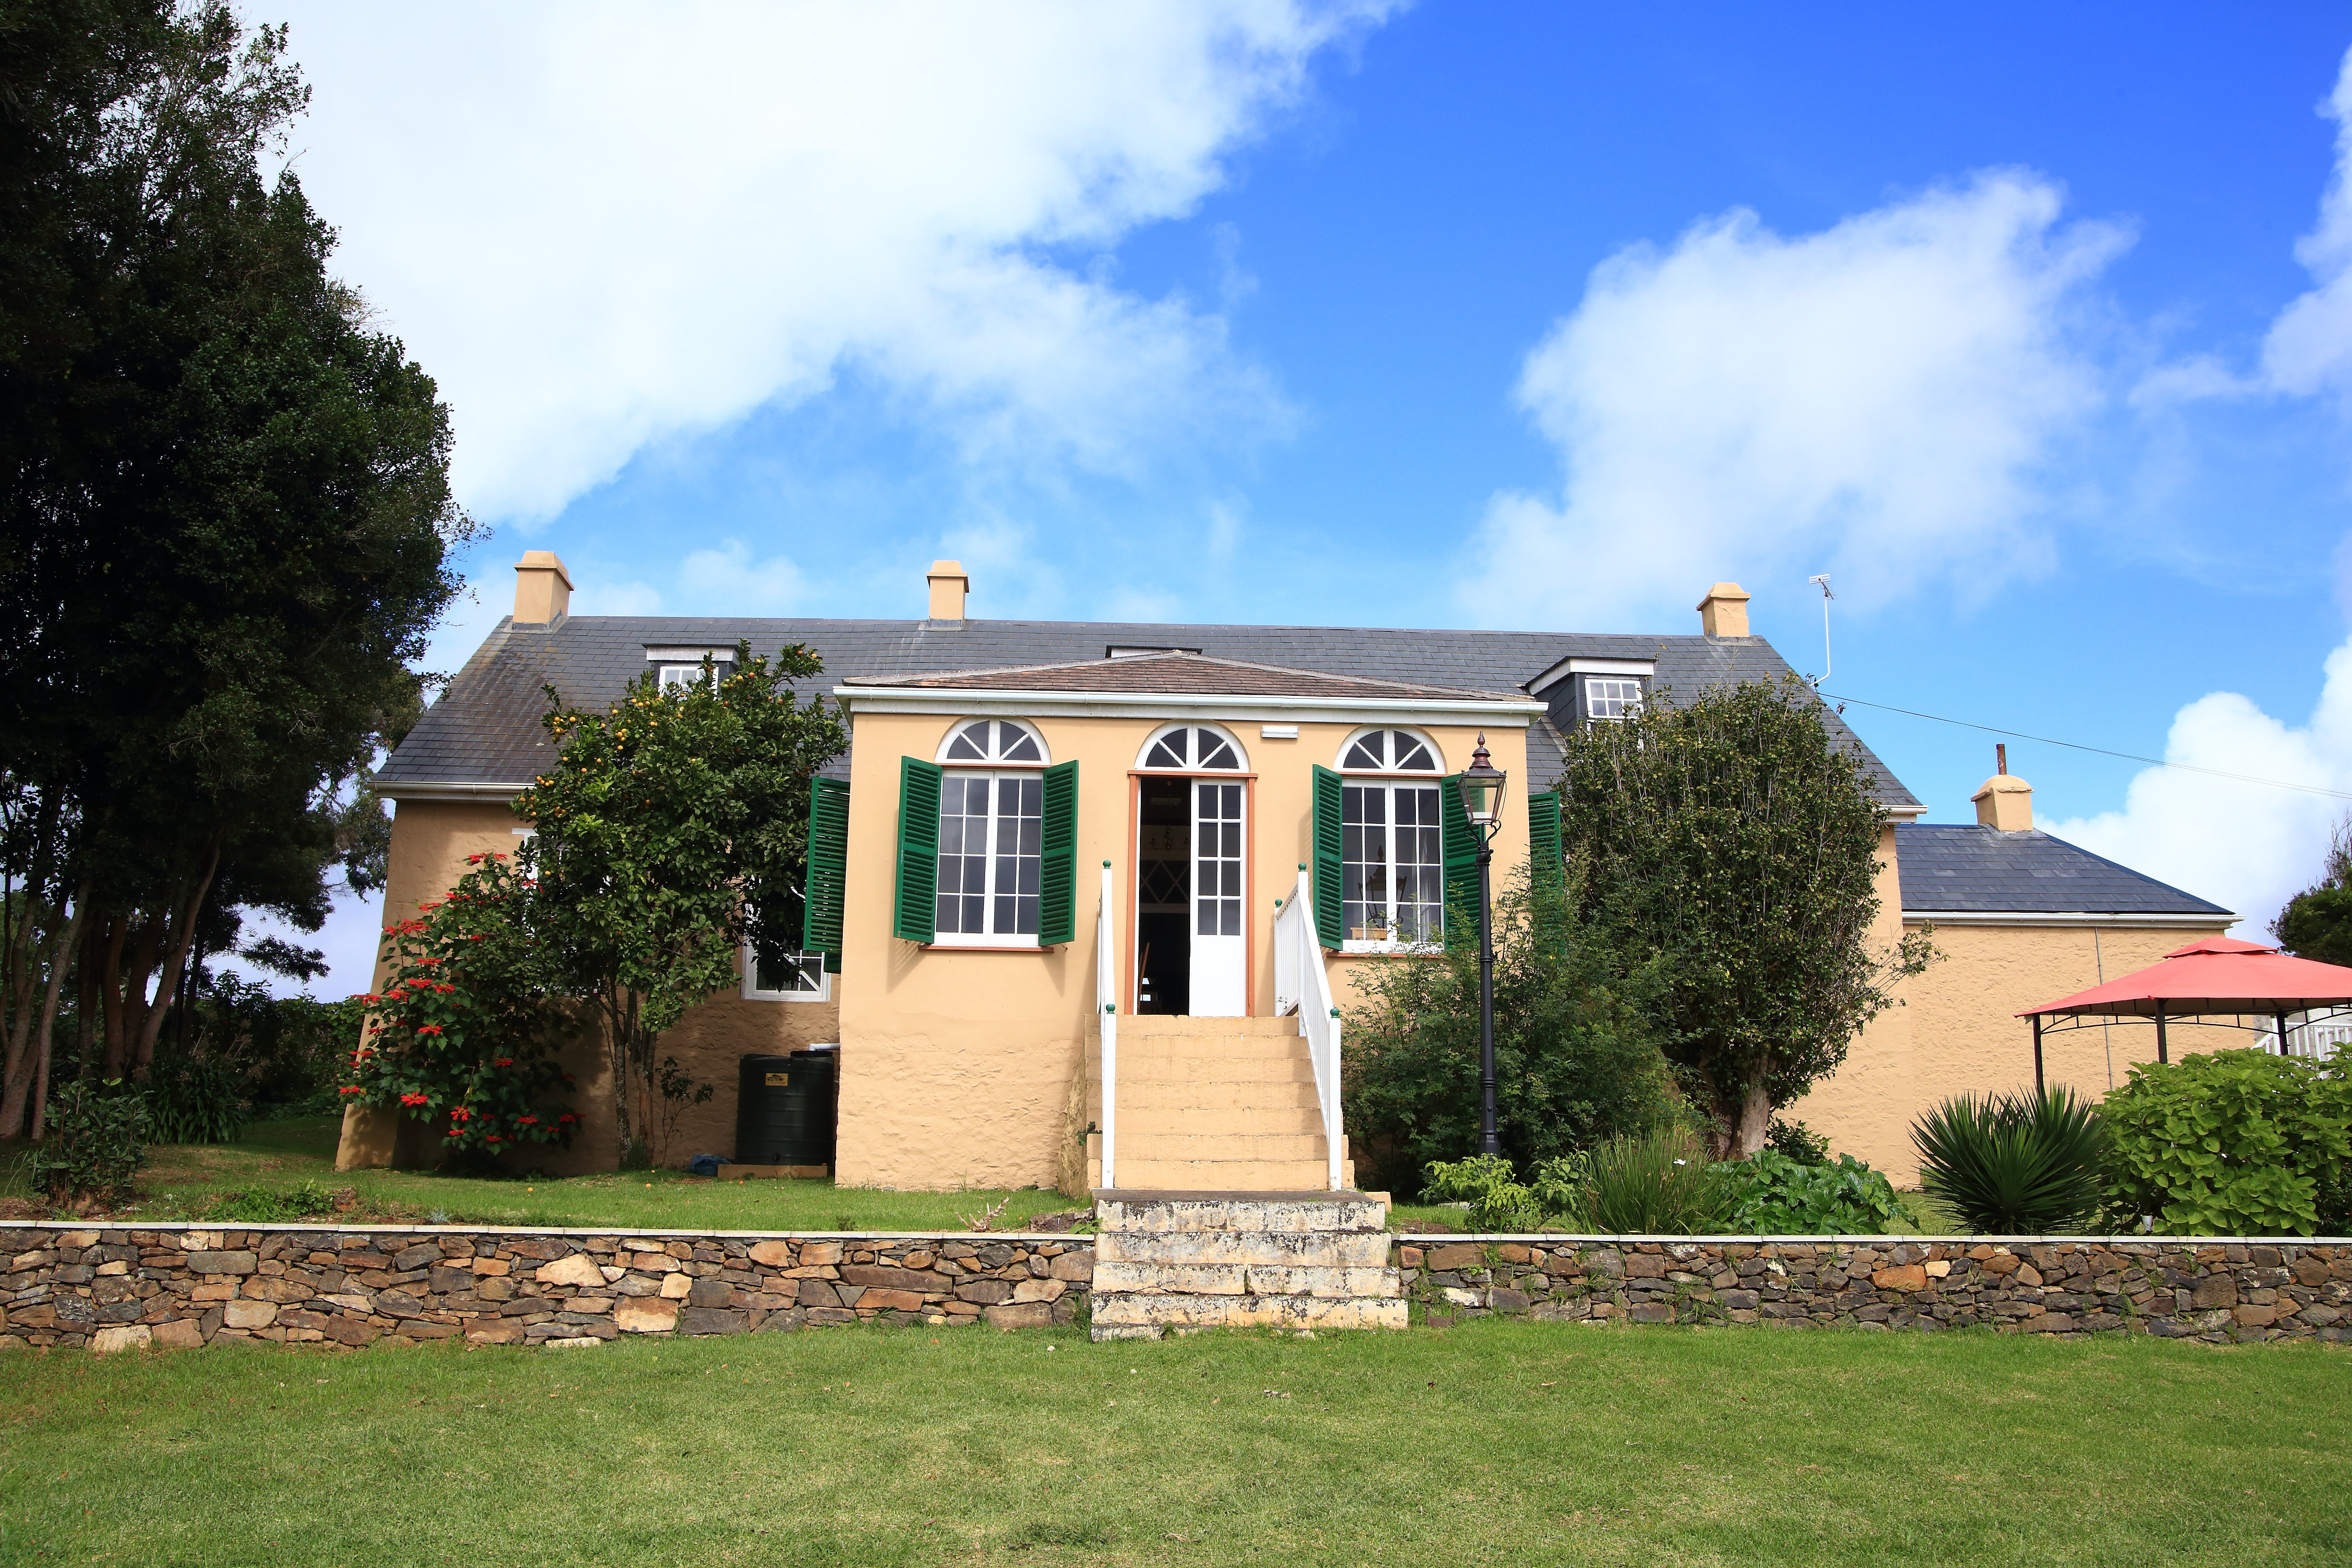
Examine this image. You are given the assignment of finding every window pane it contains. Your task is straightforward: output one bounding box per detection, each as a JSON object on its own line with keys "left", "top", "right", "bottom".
{"left": 948, "top": 722, "right": 988, "bottom": 760}
{"left": 1393, "top": 735, "right": 1434, "bottom": 771}
{"left": 1199, "top": 737, "right": 1236, "bottom": 769}
{"left": 1001, "top": 725, "right": 1040, "bottom": 761}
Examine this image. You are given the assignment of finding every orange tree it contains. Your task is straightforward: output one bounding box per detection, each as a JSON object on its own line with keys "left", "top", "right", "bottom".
{"left": 343, "top": 852, "right": 574, "bottom": 1163}
{"left": 515, "top": 644, "right": 844, "bottom": 1167}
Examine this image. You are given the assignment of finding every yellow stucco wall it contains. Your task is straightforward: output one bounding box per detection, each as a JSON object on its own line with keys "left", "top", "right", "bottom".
{"left": 833, "top": 710, "right": 1531, "bottom": 1190}
{"left": 337, "top": 796, "right": 842, "bottom": 1176}
{"left": 1792, "top": 914, "right": 2236, "bottom": 1183}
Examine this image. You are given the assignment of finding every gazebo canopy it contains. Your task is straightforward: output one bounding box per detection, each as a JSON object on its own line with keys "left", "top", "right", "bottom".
{"left": 2018, "top": 936, "right": 2352, "bottom": 1021}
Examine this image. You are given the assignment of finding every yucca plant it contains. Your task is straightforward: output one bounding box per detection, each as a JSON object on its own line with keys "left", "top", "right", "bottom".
{"left": 1910, "top": 1086, "right": 2104, "bottom": 1234}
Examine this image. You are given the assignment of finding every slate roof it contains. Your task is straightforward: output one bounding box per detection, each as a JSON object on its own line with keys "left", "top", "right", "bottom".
{"left": 379, "top": 612, "right": 1921, "bottom": 805}
{"left": 1895, "top": 825, "right": 2232, "bottom": 918}
{"left": 845, "top": 650, "right": 1526, "bottom": 702}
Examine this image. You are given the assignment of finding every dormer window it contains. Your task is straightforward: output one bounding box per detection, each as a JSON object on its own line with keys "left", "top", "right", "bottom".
{"left": 658, "top": 661, "right": 731, "bottom": 691}
{"left": 1583, "top": 677, "right": 1643, "bottom": 722}
{"left": 647, "top": 646, "right": 735, "bottom": 691}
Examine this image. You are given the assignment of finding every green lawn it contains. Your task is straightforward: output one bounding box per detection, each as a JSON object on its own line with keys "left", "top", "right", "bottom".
{"left": 0, "top": 1320, "right": 2341, "bottom": 1565}
{"left": 0, "top": 1117, "right": 1085, "bottom": 1233}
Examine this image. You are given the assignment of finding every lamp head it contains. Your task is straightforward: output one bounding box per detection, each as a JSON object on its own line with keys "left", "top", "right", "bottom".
{"left": 1458, "top": 732, "right": 1507, "bottom": 828}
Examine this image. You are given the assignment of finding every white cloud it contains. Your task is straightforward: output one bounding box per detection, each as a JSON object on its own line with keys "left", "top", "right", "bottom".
{"left": 2046, "top": 639, "right": 2352, "bottom": 940}
{"left": 274, "top": 1, "right": 1382, "bottom": 524}
{"left": 1460, "top": 172, "right": 2126, "bottom": 629}
{"left": 2262, "top": 46, "right": 2352, "bottom": 400}
{"left": 678, "top": 539, "right": 806, "bottom": 614}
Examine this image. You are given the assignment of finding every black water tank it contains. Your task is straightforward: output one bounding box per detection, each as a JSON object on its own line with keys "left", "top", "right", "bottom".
{"left": 734, "top": 1050, "right": 839, "bottom": 1167}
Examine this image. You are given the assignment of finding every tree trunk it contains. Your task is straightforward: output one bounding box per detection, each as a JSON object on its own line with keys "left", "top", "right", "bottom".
{"left": 604, "top": 987, "right": 636, "bottom": 1167}
{"left": 132, "top": 841, "right": 220, "bottom": 1074}
{"left": 102, "top": 913, "right": 156, "bottom": 1078}
{"left": 73, "top": 921, "right": 99, "bottom": 1081}
{"left": 0, "top": 886, "right": 87, "bottom": 1141}
{"left": 1733, "top": 1054, "right": 1773, "bottom": 1158}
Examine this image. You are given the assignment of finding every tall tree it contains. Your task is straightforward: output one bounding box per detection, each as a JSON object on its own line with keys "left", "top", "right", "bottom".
{"left": 516, "top": 649, "right": 847, "bottom": 1167}
{"left": 0, "top": 3, "right": 466, "bottom": 1136}
{"left": 1559, "top": 675, "right": 1935, "bottom": 1158}
{"left": 2272, "top": 813, "right": 2352, "bottom": 969}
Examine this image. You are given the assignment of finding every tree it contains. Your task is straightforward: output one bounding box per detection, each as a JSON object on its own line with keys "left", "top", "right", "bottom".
{"left": 2271, "top": 813, "right": 2352, "bottom": 968}
{"left": 1341, "top": 867, "right": 1687, "bottom": 1196}
{"left": 516, "top": 648, "right": 847, "bottom": 1167}
{"left": 0, "top": 4, "right": 465, "bottom": 1138}
{"left": 1559, "top": 675, "right": 1934, "bottom": 1158}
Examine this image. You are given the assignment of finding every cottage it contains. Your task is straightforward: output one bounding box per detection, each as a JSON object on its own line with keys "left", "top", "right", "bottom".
{"left": 342, "top": 556, "right": 2236, "bottom": 1189}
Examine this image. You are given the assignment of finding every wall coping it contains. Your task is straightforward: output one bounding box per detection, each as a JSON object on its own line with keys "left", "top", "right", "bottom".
{"left": 2, "top": 1220, "right": 1086, "bottom": 1243}
{"left": 1397, "top": 1233, "right": 2352, "bottom": 1245}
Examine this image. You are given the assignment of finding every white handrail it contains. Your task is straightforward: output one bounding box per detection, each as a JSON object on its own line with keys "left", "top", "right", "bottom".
{"left": 1096, "top": 861, "right": 1118, "bottom": 1190}
{"left": 1274, "top": 867, "right": 1343, "bottom": 1190}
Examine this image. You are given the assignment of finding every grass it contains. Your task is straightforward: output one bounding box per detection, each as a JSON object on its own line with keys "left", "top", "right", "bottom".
{"left": 0, "top": 1117, "right": 1085, "bottom": 1233}
{"left": 0, "top": 1320, "right": 2343, "bottom": 1565}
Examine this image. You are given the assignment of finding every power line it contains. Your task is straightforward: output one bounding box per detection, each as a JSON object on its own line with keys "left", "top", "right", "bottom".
{"left": 1819, "top": 691, "right": 2352, "bottom": 804}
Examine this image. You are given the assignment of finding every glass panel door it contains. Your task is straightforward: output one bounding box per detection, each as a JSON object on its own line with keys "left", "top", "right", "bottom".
{"left": 1190, "top": 781, "right": 1246, "bottom": 1016}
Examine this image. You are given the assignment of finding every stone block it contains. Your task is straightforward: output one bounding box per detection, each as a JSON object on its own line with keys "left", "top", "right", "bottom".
{"left": 1720, "top": 1290, "right": 1760, "bottom": 1311}
{"left": 188, "top": 1251, "right": 257, "bottom": 1277}
{"left": 839, "top": 1264, "right": 941, "bottom": 1294}
{"left": 1980, "top": 1252, "right": 2019, "bottom": 1275}
{"left": 983, "top": 1301, "right": 1055, "bottom": 1329}
{"left": 658, "top": 1274, "right": 694, "bottom": 1300}
{"left": 150, "top": 1319, "right": 205, "bottom": 1350}
{"left": 2192, "top": 1276, "right": 2239, "bottom": 1310}
{"left": 1627, "top": 1302, "right": 1677, "bottom": 1323}
{"left": 954, "top": 1279, "right": 1013, "bottom": 1305}
{"left": 615, "top": 1299, "right": 678, "bottom": 1334}
{"left": 1423, "top": 1244, "right": 1484, "bottom": 1272}
{"left": 628, "top": 1251, "right": 682, "bottom": 1274}
{"left": 393, "top": 1243, "right": 441, "bottom": 1272}
{"left": 429, "top": 1266, "right": 475, "bottom": 1295}
{"left": 1871, "top": 1265, "right": 1927, "bottom": 1293}
{"left": 1488, "top": 1287, "right": 1531, "bottom": 1314}
{"left": 1011, "top": 1279, "right": 1067, "bottom": 1304}
{"left": 1049, "top": 1250, "right": 1094, "bottom": 1281}
{"left": 677, "top": 1308, "right": 750, "bottom": 1335}
{"left": 799, "top": 1242, "right": 844, "bottom": 1267}
{"left": 686, "top": 1278, "right": 735, "bottom": 1308}
{"left": 222, "top": 1300, "right": 278, "bottom": 1330}
{"left": 543, "top": 1336, "right": 605, "bottom": 1350}
{"left": 748, "top": 1240, "right": 794, "bottom": 1267}
{"left": 323, "top": 1317, "right": 380, "bottom": 1347}
{"left": 2233, "top": 1304, "right": 2278, "bottom": 1328}
{"left": 466, "top": 1323, "right": 524, "bottom": 1345}
{"left": 1623, "top": 1255, "right": 1666, "bottom": 1279}
{"left": 468, "top": 1256, "right": 511, "bottom": 1277}
{"left": 858, "top": 1288, "right": 924, "bottom": 1313}
{"left": 536, "top": 1255, "right": 606, "bottom": 1289}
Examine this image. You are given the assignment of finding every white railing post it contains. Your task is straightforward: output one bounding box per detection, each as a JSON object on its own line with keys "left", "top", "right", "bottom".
{"left": 1276, "top": 866, "right": 1344, "bottom": 1191}
{"left": 1097, "top": 861, "right": 1117, "bottom": 1191}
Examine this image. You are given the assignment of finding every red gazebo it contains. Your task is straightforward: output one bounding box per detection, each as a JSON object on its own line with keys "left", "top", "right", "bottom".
{"left": 2015, "top": 936, "right": 2352, "bottom": 1090}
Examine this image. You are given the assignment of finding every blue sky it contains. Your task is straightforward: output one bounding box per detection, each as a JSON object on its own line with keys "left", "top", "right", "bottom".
{"left": 251, "top": 3, "right": 2352, "bottom": 993}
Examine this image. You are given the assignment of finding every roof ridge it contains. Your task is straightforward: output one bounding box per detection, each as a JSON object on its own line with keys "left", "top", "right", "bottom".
{"left": 841, "top": 648, "right": 1523, "bottom": 701}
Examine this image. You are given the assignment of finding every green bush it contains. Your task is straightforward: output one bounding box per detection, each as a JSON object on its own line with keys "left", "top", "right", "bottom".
{"left": 1343, "top": 869, "right": 1688, "bottom": 1197}
{"left": 29, "top": 1081, "right": 149, "bottom": 1204}
{"left": 1765, "top": 1117, "right": 1831, "bottom": 1166}
{"left": 1911, "top": 1086, "right": 2104, "bottom": 1234}
{"left": 1555, "top": 1129, "right": 1726, "bottom": 1234}
{"left": 1714, "top": 1149, "right": 1900, "bottom": 1234}
{"left": 2099, "top": 1050, "right": 2352, "bottom": 1236}
{"left": 1421, "top": 1154, "right": 1546, "bottom": 1231}
{"left": 143, "top": 1049, "right": 248, "bottom": 1144}
{"left": 197, "top": 1179, "right": 340, "bottom": 1223}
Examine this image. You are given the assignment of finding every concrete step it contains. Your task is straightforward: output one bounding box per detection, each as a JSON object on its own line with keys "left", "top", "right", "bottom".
{"left": 1088, "top": 1156, "right": 1354, "bottom": 1190}
{"left": 1093, "top": 1228, "right": 1391, "bottom": 1268}
{"left": 1091, "top": 1295, "right": 1409, "bottom": 1336}
{"left": 1097, "top": 1054, "right": 1316, "bottom": 1084}
{"left": 1093, "top": 1190, "right": 1387, "bottom": 1234}
{"left": 1110, "top": 1032, "right": 1313, "bottom": 1062}
{"left": 1090, "top": 1105, "right": 1326, "bottom": 1136}
{"left": 1116, "top": 1131, "right": 1328, "bottom": 1161}
{"left": 1096, "top": 1080, "right": 1320, "bottom": 1112}
{"left": 1109, "top": 1014, "right": 1304, "bottom": 1037}
{"left": 1091, "top": 1262, "right": 1398, "bottom": 1298}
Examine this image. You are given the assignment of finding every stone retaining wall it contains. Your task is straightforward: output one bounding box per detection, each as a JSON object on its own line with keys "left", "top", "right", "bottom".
{"left": 0, "top": 1224, "right": 1093, "bottom": 1353}
{"left": 1396, "top": 1237, "right": 2352, "bottom": 1342}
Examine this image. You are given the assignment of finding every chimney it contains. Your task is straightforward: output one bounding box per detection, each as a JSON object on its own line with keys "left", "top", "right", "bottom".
{"left": 926, "top": 559, "right": 969, "bottom": 622}
{"left": 514, "top": 551, "right": 573, "bottom": 625}
{"left": 1972, "top": 745, "right": 2034, "bottom": 831}
{"left": 1696, "top": 582, "right": 1752, "bottom": 638}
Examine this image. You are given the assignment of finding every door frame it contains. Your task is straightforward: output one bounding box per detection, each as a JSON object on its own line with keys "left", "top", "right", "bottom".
{"left": 1125, "top": 769, "right": 1256, "bottom": 1017}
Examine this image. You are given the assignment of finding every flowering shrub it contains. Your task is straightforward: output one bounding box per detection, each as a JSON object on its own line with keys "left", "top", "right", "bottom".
{"left": 343, "top": 852, "right": 576, "bottom": 1164}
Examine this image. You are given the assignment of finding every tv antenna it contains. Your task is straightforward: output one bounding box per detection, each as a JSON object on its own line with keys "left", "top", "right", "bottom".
{"left": 1807, "top": 574, "right": 1833, "bottom": 686}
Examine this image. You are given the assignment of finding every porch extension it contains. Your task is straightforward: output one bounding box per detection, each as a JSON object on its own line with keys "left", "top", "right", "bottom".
{"left": 1082, "top": 1014, "right": 1354, "bottom": 1191}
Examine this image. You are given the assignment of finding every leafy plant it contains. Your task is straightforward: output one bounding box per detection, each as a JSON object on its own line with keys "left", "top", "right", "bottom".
{"left": 1422, "top": 1154, "right": 1546, "bottom": 1231}
{"left": 1551, "top": 1129, "right": 1727, "bottom": 1234}
{"left": 143, "top": 1049, "right": 247, "bottom": 1145}
{"left": 343, "top": 852, "right": 576, "bottom": 1165}
{"left": 1344, "top": 867, "right": 1687, "bottom": 1197}
{"left": 198, "top": 1179, "right": 340, "bottom": 1223}
{"left": 642, "top": 1055, "right": 715, "bottom": 1169}
{"left": 1765, "top": 1117, "right": 1831, "bottom": 1166}
{"left": 2099, "top": 1050, "right": 2352, "bottom": 1236}
{"left": 1911, "top": 1086, "right": 2104, "bottom": 1234}
{"left": 1715, "top": 1149, "right": 1901, "bottom": 1234}
{"left": 29, "top": 1080, "right": 149, "bottom": 1204}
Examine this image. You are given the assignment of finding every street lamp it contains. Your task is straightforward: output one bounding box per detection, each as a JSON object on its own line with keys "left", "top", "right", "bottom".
{"left": 1455, "top": 734, "right": 1507, "bottom": 1157}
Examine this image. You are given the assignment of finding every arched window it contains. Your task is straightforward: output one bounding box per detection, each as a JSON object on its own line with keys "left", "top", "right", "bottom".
{"left": 1333, "top": 728, "right": 1445, "bottom": 947}
{"left": 1338, "top": 726, "right": 1441, "bottom": 773}
{"left": 1136, "top": 723, "right": 1246, "bottom": 772}
{"left": 935, "top": 717, "right": 1048, "bottom": 766}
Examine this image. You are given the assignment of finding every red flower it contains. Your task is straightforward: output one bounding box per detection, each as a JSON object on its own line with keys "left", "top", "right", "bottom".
{"left": 485, "top": 1135, "right": 503, "bottom": 1144}
{"left": 400, "top": 1092, "right": 429, "bottom": 1107}
{"left": 557, "top": 1113, "right": 578, "bottom": 1124}
{"left": 416, "top": 1025, "right": 444, "bottom": 1037}
{"left": 517, "top": 1116, "right": 538, "bottom": 1125}
{"left": 493, "top": 1057, "right": 514, "bottom": 1068}
{"left": 450, "top": 1107, "right": 472, "bottom": 1121}
{"left": 339, "top": 1085, "right": 363, "bottom": 1095}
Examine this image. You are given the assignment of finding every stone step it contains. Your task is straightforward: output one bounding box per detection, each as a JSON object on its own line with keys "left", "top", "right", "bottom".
{"left": 1116, "top": 1131, "right": 1327, "bottom": 1161}
{"left": 1108, "top": 1014, "right": 1305, "bottom": 1037}
{"left": 1093, "top": 1228, "right": 1392, "bottom": 1268}
{"left": 1093, "top": 1191, "right": 1387, "bottom": 1233}
{"left": 1097, "top": 1054, "right": 1316, "bottom": 1084}
{"left": 1089, "top": 1293, "right": 1409, "bottom": 1335}
{"left": 1095, "top": 1080, "right": 1320, "bottom": 1112}
{"left": 1109, "top": 1031, "right": 1313, "bottom": 1062}
{"left": 1087, "top": 1156, "right": 1352, "bottom": 1190}
{"left": 1091, "top": 1262, "right": 1399, "bottom": 1298}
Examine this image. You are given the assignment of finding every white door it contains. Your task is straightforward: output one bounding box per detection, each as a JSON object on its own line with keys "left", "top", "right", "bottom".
{"left": 1191, "top": 780, "right": 1246, "bottom": 1016}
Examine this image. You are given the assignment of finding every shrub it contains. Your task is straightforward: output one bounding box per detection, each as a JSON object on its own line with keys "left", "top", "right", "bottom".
{"left": 2099, "top": 1050, "right": 2352, "bottom": 1236}
{"left": 1911, "top": 1086, "right": 2104, "bottom": 1234}
{"left": 30, "top": 1081, "right": 149, "bottom": 1203}
{"left": 1714, "top": 1149, "right": 1900, "bottom": 1234}
{"left": 1344, "top": 868, "right": 1688, "bottom": 1197}
{"left": 344, "top": 852, "right": 576, "bottom": 1164}
{"left": 1765, "top": 1117, "right": 1830, "bottom": 1166}
{"left": 1421, "top": 1154, "right": 1546, "bottom": 1231}
{"left": 143, "top": 1049, "right": 248, "bottom": 1144}
{"left": 1549, "top": 1129, "right": 1727, "bottom": 1234}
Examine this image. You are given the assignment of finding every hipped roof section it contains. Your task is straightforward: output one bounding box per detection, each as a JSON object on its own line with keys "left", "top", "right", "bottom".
{"left": 377, "top": 613, "right": 1923, "bottom": 805}
{"left": 840, "top": 649, "right": 1527, "bottom": 703}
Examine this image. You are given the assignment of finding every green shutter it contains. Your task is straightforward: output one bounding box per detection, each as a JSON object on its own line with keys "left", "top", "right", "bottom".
{"left": 894, "top": 757, "right": 942, "bottom": 943}
{"left": 1438, "top": 773, "right": 1479, "bottom": 952}
{"left": 1526, "top": 789, "right": 1564, "bottom": 894}
{"left": 1037, "top": 760, "right": 1079, "bottom": 947}
{"left": 804, "top": 775, "right": 850, "bottom": 968}
{"left": 1311, "top": 764, "right": 1345, "bottom": 949}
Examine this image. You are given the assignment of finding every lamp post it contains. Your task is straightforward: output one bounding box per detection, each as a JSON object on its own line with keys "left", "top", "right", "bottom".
{"left": 1455, "top": 734, "right": 1507, "bottom": 1157}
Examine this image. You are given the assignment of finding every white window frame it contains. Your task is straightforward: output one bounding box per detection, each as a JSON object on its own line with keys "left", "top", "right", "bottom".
{"left": 932, "top": 768, "right": 1046, "bottom": 948}
{"left": 1335, "top": 777, "right": 1447, "bottom": 954}
{"left": 1134, "top": 721, "right": 1248, "bottom": 772}
{"left": 935, "top": 717, "right": 1050, "bottom": 767}
{"left": 657, "top": 660, "right": 732, "bottom": 691}
{"left": 741, "top": 943, "right": 831, "bottom": 1001}
{"left": 1335, "top": 726, "right": 1444, "bottom": 775}
{"left": 1583, "top": 675, "right": 1643, "bottom": 723}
